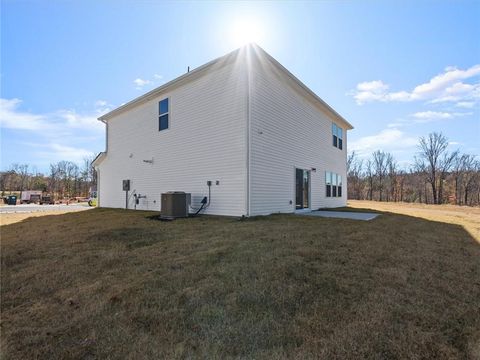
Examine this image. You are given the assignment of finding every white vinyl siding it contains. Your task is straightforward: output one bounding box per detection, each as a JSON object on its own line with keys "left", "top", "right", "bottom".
{"left": 96, "top": 45, "right": 350, "bottom": 217}
{"left": 98, "top": 59, "right": 248, "bottom": 216}
{"left": 249, "top": 55, "right": 347, "bottom": 215}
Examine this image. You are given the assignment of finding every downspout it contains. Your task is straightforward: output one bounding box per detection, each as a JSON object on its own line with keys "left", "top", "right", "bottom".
{"left": 98, "top": 117, "right": 107, "bottom": 208}
{"left": 100, "top": 118, "right": 108, "bottom": 153}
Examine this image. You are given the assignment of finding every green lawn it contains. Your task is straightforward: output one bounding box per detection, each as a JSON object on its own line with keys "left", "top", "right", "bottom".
{"left": 1, "top": 208, "right": 479, "bottom": 359}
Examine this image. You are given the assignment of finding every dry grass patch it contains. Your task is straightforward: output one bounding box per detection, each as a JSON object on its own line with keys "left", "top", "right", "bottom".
{"left": 348, "top": 200, "right": 480, "bottom": 241}
{"left": 1, "top": 208, "right": 480, "bottom": 359}
{"left": 0, "top": 208, "right": 90, "bottom": 226}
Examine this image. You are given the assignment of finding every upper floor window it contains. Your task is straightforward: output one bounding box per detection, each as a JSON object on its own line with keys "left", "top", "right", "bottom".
{"left": 159, "top": 98, "right": 169, "bottom": 131}
{"left": 332, "top": 123, "right": 343, "bottom": 150}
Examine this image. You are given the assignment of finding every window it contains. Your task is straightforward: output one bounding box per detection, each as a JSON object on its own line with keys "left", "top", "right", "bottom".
{"left": 332, "top": 123, "right": 338, "bottom": 147}
{"left": 332, "top": 173, "right": 337, "bottom": 197}
{"left": 159, "top": 98, "right": 169, "bottom": 131}
{"left": 338, "top": 175, "right": 342, "bottom": 197}
{"left": 326, "top": 171, "right": 342, "bottom": 198}
{"left": 338, "top": 127, "right": 343, "bottom": 150}
{"left": 325, "top": 172, "right": 332, "bottom": 197}
{"left": 332, "top": 122, "right": 343, "bottom": 150}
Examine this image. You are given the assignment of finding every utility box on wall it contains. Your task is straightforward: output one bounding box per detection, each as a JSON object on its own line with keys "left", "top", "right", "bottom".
{"left": 161, "top": 192, "right": 190, "bottom": 219}
{"left": 122, "top": 180, "right": 130, "bottom": 191}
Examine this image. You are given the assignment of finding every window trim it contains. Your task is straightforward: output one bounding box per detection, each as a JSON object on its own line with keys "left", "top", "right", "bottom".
{"left": 159, "top": 97, "right": 170, "bottom": 132}
{"left": 326, "top": 171, "right": 343, "bottom": 198}
{"left": 332, "top": 173, "right": 337, "bottom": 197}
{"left": 325, "top": 171, "right": 332, "bottom": 197}
{"left": 338, "top": 174, "right": 343, "bottom": 197}
{"left": 337, "top": 127, "right": 343, "bottom": 150}
{"left": 332, "top": 123, "right": 338, "bottom": 148}
{"left": 332, "top": 122, "right": 343, "bottom": 150}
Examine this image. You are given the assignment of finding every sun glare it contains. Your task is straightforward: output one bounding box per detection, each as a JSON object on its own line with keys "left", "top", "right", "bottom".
{"left": 230, "top": 18, "right": 266, "bottom": 48}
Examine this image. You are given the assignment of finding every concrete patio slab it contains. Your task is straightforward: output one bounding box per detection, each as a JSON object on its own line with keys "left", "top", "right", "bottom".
{"left": 297, "top": 210, "right": 379, "bottom": 221}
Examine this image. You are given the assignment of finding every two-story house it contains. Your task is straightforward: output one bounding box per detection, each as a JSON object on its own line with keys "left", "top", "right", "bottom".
{"left": 93, "top": 44, "right": 353, "bottom": 216}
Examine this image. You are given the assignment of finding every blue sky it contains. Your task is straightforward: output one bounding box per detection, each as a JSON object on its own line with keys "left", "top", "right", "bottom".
{"left": 1, "top": 0, "right": 479, "bottom": 172}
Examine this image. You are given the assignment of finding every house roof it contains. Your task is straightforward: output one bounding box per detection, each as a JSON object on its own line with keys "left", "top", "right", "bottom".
{"left": 98, "top": 44, "right": 353, "bottom": 130}
{"left": 92, "top": 151, "right": 106, "bottom": 167}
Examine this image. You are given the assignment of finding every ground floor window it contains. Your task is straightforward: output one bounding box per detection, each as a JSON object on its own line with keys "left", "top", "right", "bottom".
{"left": 325, "top": 171, "right": 342, "bottom": 198}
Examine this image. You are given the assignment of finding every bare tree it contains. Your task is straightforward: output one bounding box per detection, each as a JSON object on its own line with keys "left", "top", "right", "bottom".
{"left": 397, "top": 169, "right": 406, "bottom": 202}
{"left": 347, "top": 151, "right": 364, "bottom": 200}
{"left": 461, "top": 157, "right": 480, "bottom": 205}
{"left": 437, "top": 150, "right": 459, "bottom": 204}
{"left": 417, "top": 132, "right": 456, "bottom": 204}
{"left": 372, "top": 150, "right": 390, "bottom": 201}
{"left": 386, "top": 154, "right": 397, "bottom": 201}
{"left": 48, "top": 163, "right": 61, "bottom": 198}
{"left": 365, "top": 159, "right": 374, "bottom": 201}
{"left": 343, "top": 134, "right": 478, "bottom": 206}
{"left": 452, "top": 154, "right": 473, "bottom": 204}
{"left": 81, "top": 155, "right": 97, "bottom": 196}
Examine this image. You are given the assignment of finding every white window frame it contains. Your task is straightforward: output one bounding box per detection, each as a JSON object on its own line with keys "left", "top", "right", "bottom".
{"left": 159, "top": 97, "right": 169, "bottom": 132}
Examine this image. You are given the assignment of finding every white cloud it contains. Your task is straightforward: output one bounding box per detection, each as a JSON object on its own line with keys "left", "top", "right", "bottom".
{"left": 351, "top": 64, "right": 480, "bottom": 105}
{"left": 0, "top": 98, "right": 105, "bottom": 132}
{"left": 33, "top": 143, "right": 95, "bottom": 163}
{"left": 412, "top": 111, "right": 452, "bottom": 120}
{"left": 133, "top": 74, "right": 164, "bottom": 90}
{"left": 95, "top": 100, "right": 107, "bottom": 107}
{"left": 414, "top": 65, "right": 480, "bottom": 99}
{"left": 387, "top": 122, "right": 405, "bottom": 128}
{"left": 133, "top": 78, "right": 152, "bottom": 89}
{"left": 349, "top": 128, "right": 418, "bottom": 155}
{"left": 56, "top": 110, "right": 104, "bottom": 130}
{"left": 351, "top": 80, "right": 389, "bottom": 103}
{"left": 1, "top": 98, "right": 106, "bottom": 169}
{"left": 356, "top": 80, "right": 387, "bottom": 92}
{"left": 455, "top": 101, "right": 475, "bottom": 108}
{"left": 0, "top": 98, "right": 48, "bottom": 130}
{"left": 410, "top": 110, "right": 473, "bottom": 123}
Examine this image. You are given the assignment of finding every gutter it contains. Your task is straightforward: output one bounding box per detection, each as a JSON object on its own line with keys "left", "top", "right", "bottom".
{"left": 99, "top": 118, "right": 108, "bottom": 153}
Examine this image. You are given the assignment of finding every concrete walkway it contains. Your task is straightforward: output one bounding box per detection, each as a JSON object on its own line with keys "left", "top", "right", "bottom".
{"left": 297, "top": 210, "right": 379, "bottom": 221}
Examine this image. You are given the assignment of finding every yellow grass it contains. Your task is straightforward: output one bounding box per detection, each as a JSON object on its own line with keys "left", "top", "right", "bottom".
{"left": 348, "top": 200, "right": 480, "bottom": 242}
{"left": 0, "top": 208, "right": 90, "bottom": 226}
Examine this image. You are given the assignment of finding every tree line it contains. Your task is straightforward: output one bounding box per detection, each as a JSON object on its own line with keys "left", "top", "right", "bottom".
{"left": 0, "top": 156, "right": 97, "bottom": 200}
{"left": 1, "top": 132, "right": 479, "bottom": 206}
{"left": 348, "top": 132, "right": 480, "bottom": 206}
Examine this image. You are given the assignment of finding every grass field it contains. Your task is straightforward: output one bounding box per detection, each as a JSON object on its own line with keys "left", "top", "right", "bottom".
{"left": 348, "top": 200, "right": 480, "bottom": 241}
{"left": 1, "top": 203, "right": 480, "bottom": 359}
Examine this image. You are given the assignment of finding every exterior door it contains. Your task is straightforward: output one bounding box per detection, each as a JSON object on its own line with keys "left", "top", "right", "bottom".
{"left": 296, "top": 168, "right": 310, "bottom": 209}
